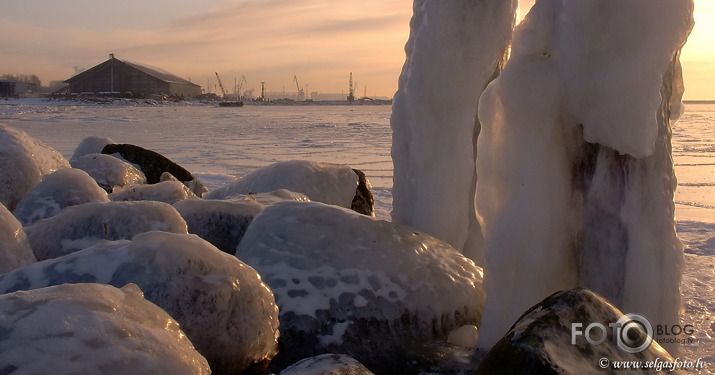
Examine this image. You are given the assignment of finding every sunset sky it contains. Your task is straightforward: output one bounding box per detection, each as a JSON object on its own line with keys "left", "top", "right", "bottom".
{"left": 1, "top": 0, "right": 713, "bottom": 99}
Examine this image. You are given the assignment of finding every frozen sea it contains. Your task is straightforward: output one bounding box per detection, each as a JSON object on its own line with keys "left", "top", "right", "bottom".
{"left": 1, "top": 98, "right": 713, "bottom": 372}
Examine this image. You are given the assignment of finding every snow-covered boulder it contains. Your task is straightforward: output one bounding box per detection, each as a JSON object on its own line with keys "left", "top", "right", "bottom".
{"left": 12, "top": 168, "right": 109, "bottom": 226}
{"left": 110, "top": 180, "right": 195, "bottom": 204}
{"left": 102, "top": 143, "right": 207, "bottom": 197}
{"left": 206, "top": 160, "right": 374, "bottom": 216}
{"left": 71, "top": 153, "right": 146, "bottom": 192}
{"left": 25, "top": 201, "right": 187, "bottom": 260}
{"left": 0, "top": 231, "right": 281, "bottom": 375}
{"left": 0, "top": 283, "right": 210, "bottom": 375}
{"left": 236, "top": 201, "right": 484, "bottom": 373}
{"left": 0, "top": 203, "right": 36, "bottom": 273}
{"left": 70, "top": 135, "right": 116, "bottom": 162}
{"left": 280, "top": 354, "right": 374, "bottom": 375}
{"left": 476, "top": 288, "right": 684, "bottom": 375}
{"left": 0, "top": 123, "right": 70, "bottom": 211}
{"left": 173, "top": 198, "right": 264, "bottom": 254}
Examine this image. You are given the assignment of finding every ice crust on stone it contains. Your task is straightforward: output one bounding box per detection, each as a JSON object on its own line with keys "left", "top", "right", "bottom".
{"left": 390, "top": 0, "right": 517, "bottom": 263}
{"left": 206, "top": 160, "right": 358, "bottom": 209}
{"left": 0, "top": 203, "right": 36, "bottom": 273}
{"left": 280, "top": 354, "right": 375, "bottom": 375}
{"left": 236, "top": 200, "right": 484, "bottom": 371}
{"left": 475, "top": 0, "right": 694, "bottom": 350}
{"left": 25, "top": 201, "right": 187, "bottom": 260}
{"left": 110, "top": 180, "right": 196, "bottom": 204}
{"left": 13, "top": 168, "right": 110, "bottom": 226}
{"left": 70, "top": 136, "right": 116, "bottom": 162}
{"left": 0, "top": 231, "right": 280, "bottom": 374}
{"left": 71, "top": 153, "right": 147, "bottom": 192}
{"left": 173, "top": 197, "right": 264, "bottom": 254}
{"left": 0, "top": 123, "right": 70, "bottom": 211}
{"left": 0, "top": 283, "right": 210, "bottom": 375}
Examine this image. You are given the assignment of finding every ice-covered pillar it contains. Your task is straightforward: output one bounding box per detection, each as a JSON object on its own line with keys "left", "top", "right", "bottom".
{"left": 476, "top": 0, "right": 694, "bottom": 350}
{"left": 390, "top": 0, "right": 517, "bottom": 263}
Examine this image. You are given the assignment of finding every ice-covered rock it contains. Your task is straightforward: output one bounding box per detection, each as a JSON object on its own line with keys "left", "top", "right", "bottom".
{"left": 0, "top": 203, "right": 36, "bottom": 273}
{"left": 236, "top": 201, "right": 484, "bottom": 373}
{"left": 70, "top": 135, "right": 116, "bottom": 162}
{"left": 476, "top": 288, "right": 685, "bottom": 375}
{"left": 71, "top": 153, "right": 147, "bottom": 192}
{"left": 0, "top": 283, "right": 210, "bottom": 375}
{"left": 206, "top": 160, "right": 374, "bottom": 216}
{"left": 476, "top": 0, "right": 694, "bottom": 350}
{"left": 390, "top": 0, "right": 517, "bottom": 263}
{"left": 447, "top": 325, "right": 479, "bottom": 348}
{"left": 280, "top": 354, "right": 374, "bottom": 375}
{"left": 0, "top": 231, "right": 281, "bottom": 375}
{"left": 0, "top": 123, "right": 70, "bottom": 211}
{"left": 25, "top": 201, "right": 187, "bottom": 260}
{"left": 102, "top": 143, "right": 208, "bottom": 197}
{"left": 110, "top": 180, "right": 195, "bottom": 204}
{"left": 173, "top": 197, "right": 264, "bottom": 254}
{"left": 12, "top": 168, "right": 109, "bottom": 226}
{"left": 239, "top": 189, "right": 311, "bottom": 207}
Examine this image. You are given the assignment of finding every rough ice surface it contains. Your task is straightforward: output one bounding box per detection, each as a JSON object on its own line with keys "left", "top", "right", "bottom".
{"left": 0, "top": 283, "right": 210, "bottom": 375}
{"left": 110, "top": 180, "right": 196, "bottom": 204}
{"left": 280, "top": 354, "right": 375, "bottom": 375}
{"left": 25, "top": 201, "right": 187, "bottom": 260}
{"left": 70, "top": 136, "right": 116, "bottom": 162}
{"left": 0, "top": 203, "right": 36, "bottom": 273}
{"left": 239, "top": 189, "right": 311, "bottom": 207}
{"left": 71, "top": 153, "right": 147, "bottom": 192}
{"left": 12, "top": 168, "right": 110, "bottom": 226}
{"left": 173, "top": 197, "right": 264, "bottom": 254}
{"left": 0, "top": 123, "right": 70, "bottom": 211}
{"left": 236, "top": 200, "right": 484, "bottom": 372}
{"left": 447, "top": 325, "right": 479, "bottom": 349}
{"left": 0, "top": 231, "right": 280, "bottom": 375}
{"left": 206, "top": 160, "right": 358, "bottom": 209}
{"left": 390, "top": 0, "right": 517, "bottom": 263}
{"left": 476, "top": 0, "right": 694, "bottom": 350}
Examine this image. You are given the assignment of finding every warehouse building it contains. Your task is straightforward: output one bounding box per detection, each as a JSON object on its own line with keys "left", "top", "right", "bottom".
{"left": 62, "top": 55, "right": 202, "bottom": 98}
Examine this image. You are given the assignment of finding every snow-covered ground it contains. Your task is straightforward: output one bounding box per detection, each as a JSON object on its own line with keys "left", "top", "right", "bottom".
{"left": 0, "top": 98, "right": 712, "bottom": 372}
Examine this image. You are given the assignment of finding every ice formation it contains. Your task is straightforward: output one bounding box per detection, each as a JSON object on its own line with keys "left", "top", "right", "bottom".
{"left": 0, "top": 203, "right": 36, "bottom": 273}
{"left": 70, "top": 135, "right": 116, "bottom": 162}
{"left": 207, "top": 160, "right": 362, "bottom": 211}
{"left": 0, "top": 123, "right": 70, "bottom": 210}
{"left": 0, "top": 283, "right": 210, "bottom": 375}
{"left": 236, "top": 200, "right": 484, "bottom": 372}
{"left": 0, "top": 231, "right": 280, "bottom": 374}
{"left": 173, "top": 197, "right": 264, "bottom": 254}
{"left": 476, "top": 0, "right": 694, "bottom": 349}
{"left": 25, "top": 201, "right": 187, "bottom": 260}
{"left": 13, "top": 168, "right": 109, "bottom": 226}
{"left": 71, "top": 153, "right": 147, "bottom": 192}
{"left": 390, "top": 0, "right": 517, "bottom": 263}
{"left": 110, "top": 180, "right": 195, "bottom": 204}
{"left": 279, "top": 354, "right": 374, "bottom": 375}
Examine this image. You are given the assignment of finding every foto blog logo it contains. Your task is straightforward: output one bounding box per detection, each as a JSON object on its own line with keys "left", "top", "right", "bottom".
{"left": 571, "top": 313, "right": 654, "bottom": 353}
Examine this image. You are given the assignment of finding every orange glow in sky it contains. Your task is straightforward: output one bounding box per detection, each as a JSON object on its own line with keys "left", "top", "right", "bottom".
{"left": 1, "top": 0, "right": 712, "bottom": 99}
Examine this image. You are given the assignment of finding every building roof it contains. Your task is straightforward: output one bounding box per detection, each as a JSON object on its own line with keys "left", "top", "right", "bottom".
{"left": 65, "top": 57, "right": 200, "bottom": 88}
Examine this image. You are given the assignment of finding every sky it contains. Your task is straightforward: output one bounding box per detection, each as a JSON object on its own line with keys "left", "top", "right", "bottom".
{"left": 1, "top": 0, "right": 713, "bottom": 99}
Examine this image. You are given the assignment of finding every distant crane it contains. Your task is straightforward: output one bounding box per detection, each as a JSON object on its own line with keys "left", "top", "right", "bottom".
{"left": 294, "top": 75, "right": 306, "bottom": 101}
{"left": 214, "top": 72, "right": 228, "bottom": 99}
{"left": 347, "top": 72, "right": 355, "bottom": 102}
{"left": 236, "top": 75, "right": 248, "bottom": 99}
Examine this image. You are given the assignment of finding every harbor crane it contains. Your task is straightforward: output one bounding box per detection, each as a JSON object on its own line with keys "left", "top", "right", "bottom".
{"left": 294, "top": 75, "right": 306, "bottom": 101}
{"left": 236, "top": 75, "right": 247, "bottom": 99}
{"left": 214, "top": 72, "right": 228, "bottom": 99}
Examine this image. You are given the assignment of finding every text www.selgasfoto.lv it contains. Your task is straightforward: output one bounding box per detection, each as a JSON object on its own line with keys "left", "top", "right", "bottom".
{"left": 598, "top": 357, "right": 707, "bottom": 372}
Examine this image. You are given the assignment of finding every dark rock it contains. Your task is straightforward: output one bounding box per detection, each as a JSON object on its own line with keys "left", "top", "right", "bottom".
{"left": 476, "top": 288, "right": 686, "bottom": 375}
{"left": 102, "top": 143, "right": 207, "bottom": 197}
{"left": 351, "top": 169, "right": 374, "bottom": 216}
